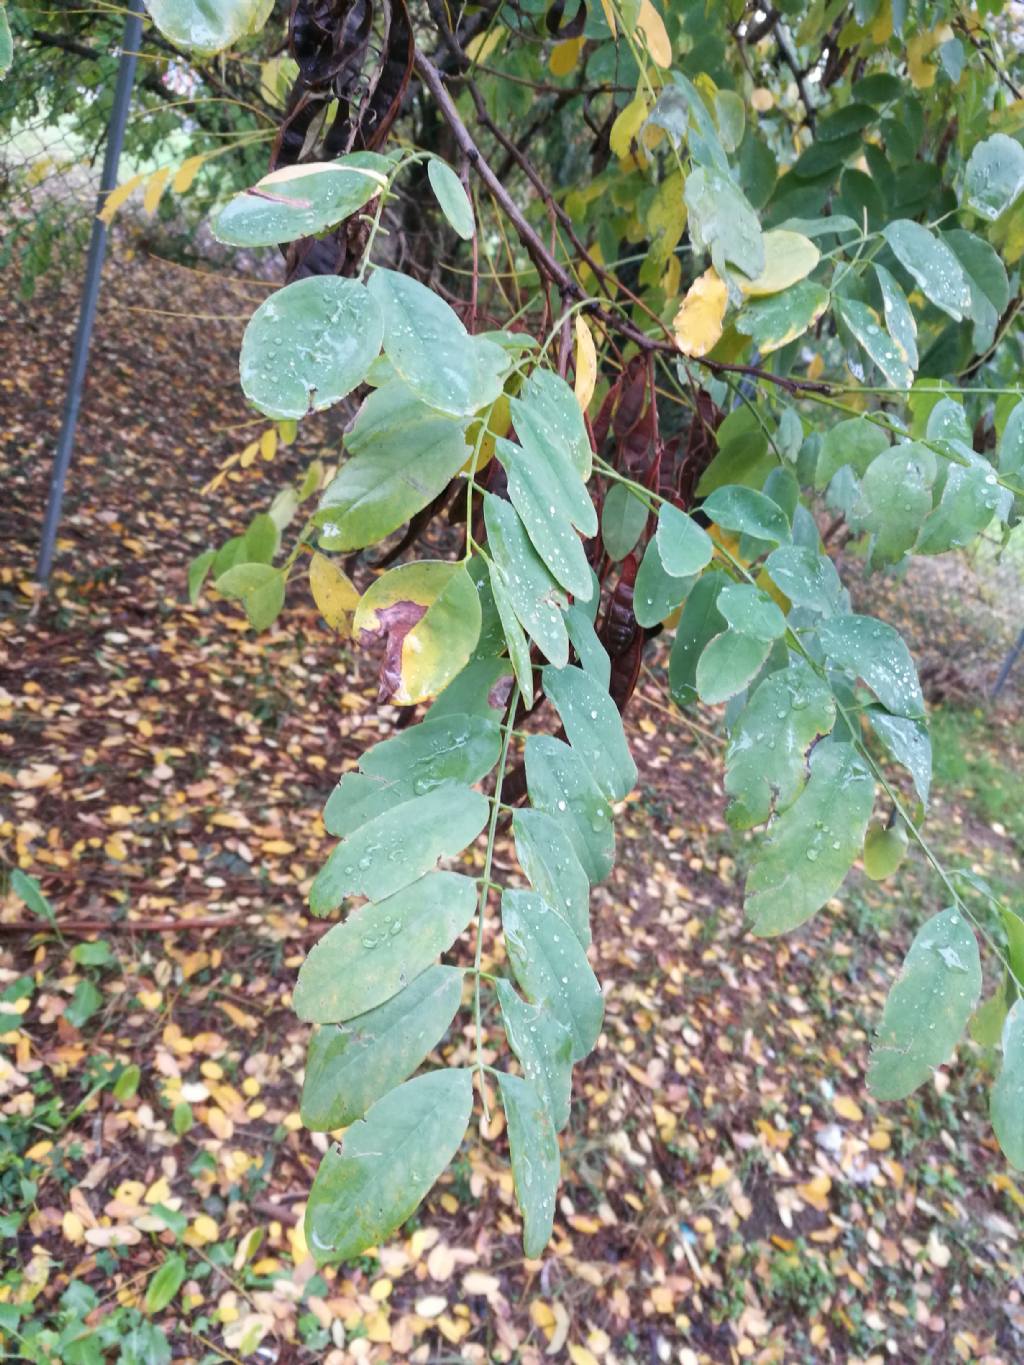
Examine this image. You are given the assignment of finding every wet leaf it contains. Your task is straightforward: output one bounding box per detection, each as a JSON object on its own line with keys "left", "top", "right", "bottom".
{"left": 746, "top": 743, "right": 875, "bottom": 936}
{"left": 298, "top": 872, "right": 479, "bottom": 1016}
{"left": 301, "top": 966, "right": 464, "bottom": 1128}
{"left": 869, "top": 908, "right": 981, "bottom": 1100}
{"left": 305, "top": 1069, "right": 473, "bottom": 1262}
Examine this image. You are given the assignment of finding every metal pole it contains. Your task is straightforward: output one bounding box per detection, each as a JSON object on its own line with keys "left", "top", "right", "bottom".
{"left": 991, "top": 625, "right": 1024, "bottom": 701}
{"left": 36, "top": 0, "right": 145, "bottom": 587}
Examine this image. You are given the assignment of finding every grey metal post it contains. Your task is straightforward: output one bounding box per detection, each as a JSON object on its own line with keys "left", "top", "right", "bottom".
{"left": 36, "top": 0, "right": 145, "bottom": 587}
{"left": 991, "top": 625, "right": 1024, "bottom": 700}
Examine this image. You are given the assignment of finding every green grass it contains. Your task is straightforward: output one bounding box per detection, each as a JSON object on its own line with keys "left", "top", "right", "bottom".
{"left": 929, "top": 706, "right": 1024, "bottom": 852}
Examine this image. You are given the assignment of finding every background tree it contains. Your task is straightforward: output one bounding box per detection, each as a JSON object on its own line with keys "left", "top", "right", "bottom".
{"left": 7, "top": 0, "right": 1024, "bottom": 1277}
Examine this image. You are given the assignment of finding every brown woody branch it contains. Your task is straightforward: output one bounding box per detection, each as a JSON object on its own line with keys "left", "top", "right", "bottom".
{"left": 413, "top": 49, "right": 833, "bottom": 399}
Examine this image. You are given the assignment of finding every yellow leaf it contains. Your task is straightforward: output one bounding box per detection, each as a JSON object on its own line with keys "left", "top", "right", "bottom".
{"left": 610, "top": 95, "right": 649, "bottom": 160}
{"left": 353, "top": 560, "right": 481, "bottom": 705}
{"left": 833, "top": 1095, "right": 864, "bottom": 1122}
{"left": 309, "top": 552, "right": 360, "bottom": 632}
{"left": 907, "top": 26, "right": 953, "bottom": 89}
{"left": 62, "top": 1211, "right": 86, "bottom": 1244}
{"left": 143, "top": 167, "right": 171, "bottom": 216}
{"left": 550, "top": 36, "right": 585, "bottom": 77}
{"left": 740, "top": 230, "right": 820, "bottom": 296}
{"left": 260, "top": 427, "right": 278, "bottom": 461}
{"left": 26, "top": 1140, "right": 54, "bottom": 1161}
{"left": 569, "top": 1347, "right": 601, "bottom": 1365}
{"left": 673, "top": 267, "right": 728, "bottom": 357}
{"left": 465, "top": 28, "right": 505, "bottom": 63}
{"left": 172, "top": 154, "right": 207, "bottom": 194}
{"left": 647, "top": 171, "right": 686, "bottom": 260}
{"left": 573, "top": 315, "right": 597, "bottom": 411}
{"left": 104, "top": 834, "right": 128, "bottom": 861}
{"left": 188, "top": 1214, "right": 219, "bottom": 1246}
{"left": 98, "top": 172, "right": 147, "bottom": 225}
{"left": 239, "top": 440, "right": 260, "bottom": 469}
{"left": 636, "top": 0, "right": 671, "bottom": 68}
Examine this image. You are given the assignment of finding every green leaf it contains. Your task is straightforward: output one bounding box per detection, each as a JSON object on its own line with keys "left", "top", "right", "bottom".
{"left": 633, "top": 539, "right": 693, "bottom": 629}
{"left": 315, "top": 385, "right": 470, "bottom": 550}
{"left": 214, "top": 152, "right": 390, "bottom": 247}
{"left": 359, "top": 713, "right": 501, "bottom": 793}
{"left": 914, "top": 449, "right": 1004, "bottom": 553}
{"left": 764, "top": 545, "right": 847, "bottom": 616}
{"left": 10, "top": 869, "right": 56, "bottom": 925}
{"left": 214, "top": 563, "right": 285, "bottom": 631}
{"left": 518, "top": 369, "right": 593, "bottom": 480}
{"left": 323, "top": 713, "right": 500, "bottom": 835}
{"left": 497, "top": 439, "right": 593, "bottom": 600}
{"left": 716, "top": 582, "right": 787, "bottom": 641}
{"left": 65, "top": 979, "right": 103, "bottom": 1029}
{"left": 993, "top": 1001, "right": 1024, "bottom": 1168}
{"left": 367, "top": 269, "right": 508, "bottom": 417}
{"left": 0, "top": 5, "right": 11, "bottom": 79}
{"left": 963, "top": 133, "right": 1024, "bottom": 222}
{"left": 310, "top": 789, "right": 488, "bottom": 917}
{"left": 881, "top": 220, "right": 971, "bottom": 321}
{"left": 696, "top": 630, "right": 771, "bottom": 705}
{"left": 513, "top": 809, "right": 591, "bottom": 948}
{"left": 502, "top": 889, "right": 604, "bottom": 1061}
{"left": 187, "top": 549, "right": 215, "bottom": 604}
{"left": 240, "top": 277, "right": 382, "bottom": 420}
{"left": 868, "top": 908, "right": 981, "bottom": 1100}
{"left": 815, "top": 417, "right": 890, "bottom": 488}
{"left": 542, "top": 666, "right": 636, "bottom": 803}
{"left": 354, "top": 560, "right": 483, "bottom": 705}
{"left": 866, "top": 709, "right": 931, "bottom": 808}
{"left": 113, "top": 1065, "right": 141, "bottom": 1101}
{"left": 818, "top": 614, "right": 924, "bottom": 718}
{"left": 146, "top": 0, "right": 272, "bottom": 52}
{"left": 72, "top": 940, "right": 114, "bottom": 968}
{"left": 496, "top": 980, "right": 573, "bottom": 1131}
{"left": 874, "top": 263, "right": 918, "bottom": 369}
{"left": 601, "top": 484, "right": 648, "bottom": 561}
{"left": 655, "top": 504, "right": 713, "bottom": 577}
{"left": 746, "top": 743, "right": 875, "bottom": 936}
{"left": 426, "top": 658, "right": 514, "bottom": 722}
{"left": 668, "top": 570, "right": 728, "bottom": 706}
{"left": 862, "top": 819, "right": 909, "bottom": 880}
{"left": 507, "top": 397, "right": 597, "bottom": 535}
{"left": 244, "top": 512, "right": 279, "bottom": 564}
{"left": 685, "top": 166, "right": 765, "bottom": 283}
{"left": 427, "top": 158, "right": 475, "bottom": 239}
{"left": 484, "top": 495, "right": 569, "bottom": 666}
{"left": 736, "top": 280, "right": 829, "bottom": 354}
{"left": 497, "top": 1072, "right": 560, "bottom": 1257}
{"left": 298, "top": 871, "right": 477, "bottom": 1019}
{"left": 144, "top": 1255, "right": 186, "bottom": 1315}
{"left": 943, "top": 229, "right": 1009, "bottom": 353}
{"left": 305, "top": 1069, "right": 473, "bottom": 1263}
{"left": 524, "top": 736, "right": 614, "bottom": 883}
{"left": 702, "top": 486, "right": 791, "bottom": 546}
{"left": 725, "top": 659, "right": 836, "bottom": 828}
{"left": 1000, "top": 399, "right": 1024, "bottom": 489}
{"left": 836, "top": 296, "right": 913, "bottom": 390}
{"left": 564, "top": 605, "right": 611, "bottom": 689}
{"left": 301, "top": 966, "right": 464, "bottom": 1129}
{"left": 857, "top": 443, "right": 936, "bottom": 566}
{"left": 487, "top": 563, "right": 536, "bottom": 708}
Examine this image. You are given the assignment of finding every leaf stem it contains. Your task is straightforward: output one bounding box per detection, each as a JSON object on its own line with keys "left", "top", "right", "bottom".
{"left": 472, "top": 682, "right": 520, "bottom": 1122}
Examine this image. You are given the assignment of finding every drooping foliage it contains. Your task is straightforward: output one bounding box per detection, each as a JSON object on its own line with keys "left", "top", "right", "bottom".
{"left": 104, "top": 0, "right": 1024, "bottom": 1259}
